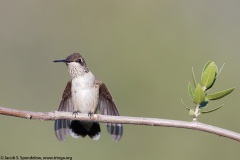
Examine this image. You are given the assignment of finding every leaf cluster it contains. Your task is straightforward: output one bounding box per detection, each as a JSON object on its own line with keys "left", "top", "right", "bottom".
{"left": 182, "top": 61, "right": 234, "bottom": 119}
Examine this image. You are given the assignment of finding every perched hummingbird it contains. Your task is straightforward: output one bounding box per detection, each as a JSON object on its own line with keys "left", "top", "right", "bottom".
{"left": 54, "top": 53, "right": 123, "bottom": 141}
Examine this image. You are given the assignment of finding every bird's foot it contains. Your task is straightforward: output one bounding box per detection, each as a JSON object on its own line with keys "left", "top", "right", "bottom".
{"left": 72, "top": 111, "right": 80, "bottom": 118}
{"left": 88, "top": 112, "right": 98, "bottom": 119}
{"left": 88, "top": 112, "right": 94, "bottom": 119}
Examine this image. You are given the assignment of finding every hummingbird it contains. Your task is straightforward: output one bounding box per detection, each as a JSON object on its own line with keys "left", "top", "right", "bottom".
{"left": 53, "top": 53, "right": 123, "bottom": 141}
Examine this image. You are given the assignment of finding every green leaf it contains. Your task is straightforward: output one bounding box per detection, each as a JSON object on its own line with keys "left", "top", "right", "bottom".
{"left": 181, "top": 99, "right": 191, "bottom": 110}
{"left": 216, "top": 63, "right": 225, "bottom": 78}
{"left": 200, "top": 105, "right": 224, "bottom": 114}
{"left": 206, "top": 87, "right": 235, "bottom": 100}
{"left": 189, "top": 109, "right": 195, "bottom": 117}
{"left": 202, "top": 60, "right": 211, "bottom": 73}
{"left": 188, "top": 82, "right": 194, "bottom": 100}
{"left": 192, "top": 67, "right": 197, "bottom": 87}
{"left": 193, "top": 84, "right": 205, "bottom": 105}
{"left": 201, "top": 62, "right": 217, "bottom": 90}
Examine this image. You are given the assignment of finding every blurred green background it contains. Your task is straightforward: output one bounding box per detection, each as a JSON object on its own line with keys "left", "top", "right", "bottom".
{"left": 0, "top": 0, "right": 240, "bottom": 159}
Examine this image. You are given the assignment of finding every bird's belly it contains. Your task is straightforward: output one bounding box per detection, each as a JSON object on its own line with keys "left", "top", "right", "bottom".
{"left": 72, "top": 86, "right": 99, "bottom": 113}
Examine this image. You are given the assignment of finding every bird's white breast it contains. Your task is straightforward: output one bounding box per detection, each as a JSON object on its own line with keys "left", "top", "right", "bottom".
{"left": 71, "top": 72, "right": 99, "bottom": 113}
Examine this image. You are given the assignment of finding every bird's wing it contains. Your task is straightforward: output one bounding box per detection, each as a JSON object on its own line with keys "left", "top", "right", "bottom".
{"left": 54, "top": 81, "right": 73, "bottom": 141}
{"left": 98, "top": 81, "right": 123, "bottom": 141}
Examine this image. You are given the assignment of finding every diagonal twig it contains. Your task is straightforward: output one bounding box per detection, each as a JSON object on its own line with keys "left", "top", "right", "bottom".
{"left": 0, "top": 106, "right": 240, "bottom": 142}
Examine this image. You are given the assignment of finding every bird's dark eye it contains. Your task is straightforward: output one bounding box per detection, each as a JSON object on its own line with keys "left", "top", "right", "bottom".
{"left": 78, "top": 58, "right": 83, "bottom": 64}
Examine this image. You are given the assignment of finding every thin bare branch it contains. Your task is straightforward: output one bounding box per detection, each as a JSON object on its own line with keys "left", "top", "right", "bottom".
{"left": 0, "top": 106, "right": 240, "bottom": 142}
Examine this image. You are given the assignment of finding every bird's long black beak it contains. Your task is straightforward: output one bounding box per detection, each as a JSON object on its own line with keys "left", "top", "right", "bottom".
{"left": 53, "top": 59, "right": 70, "bottom": 63}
